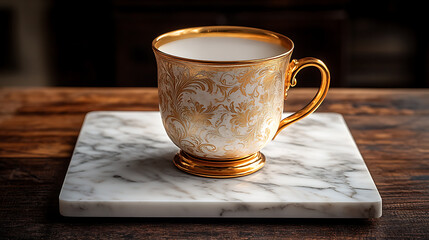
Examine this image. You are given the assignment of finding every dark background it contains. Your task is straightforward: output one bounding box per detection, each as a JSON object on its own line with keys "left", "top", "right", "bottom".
{"left": 0, "top": 0, "right": 427, "bottom": 88}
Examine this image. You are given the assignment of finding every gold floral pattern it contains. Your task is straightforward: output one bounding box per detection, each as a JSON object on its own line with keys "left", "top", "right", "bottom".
{"left": 156, "top": 54, "right": 290, "bottom": 159}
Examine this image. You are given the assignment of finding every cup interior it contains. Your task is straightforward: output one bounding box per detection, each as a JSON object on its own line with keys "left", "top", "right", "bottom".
{"left": 152, "top": 26, "right": 294, "bottom": 64}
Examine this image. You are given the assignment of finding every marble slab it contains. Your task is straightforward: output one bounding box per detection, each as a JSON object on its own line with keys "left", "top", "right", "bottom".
{"left": 59, "top": 111, "right": 382, "bottom": 218}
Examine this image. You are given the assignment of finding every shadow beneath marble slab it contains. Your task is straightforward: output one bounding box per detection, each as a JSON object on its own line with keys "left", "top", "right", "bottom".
{"left": 44, "top": 214, "right": 380, "bottom": 239}
{"left": 52, "top": 215, "right": 378, "bottom": 237}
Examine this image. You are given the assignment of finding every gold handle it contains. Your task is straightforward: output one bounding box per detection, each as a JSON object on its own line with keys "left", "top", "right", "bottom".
{"left": 273, "top": 57, "right": 330, "bottom": 139}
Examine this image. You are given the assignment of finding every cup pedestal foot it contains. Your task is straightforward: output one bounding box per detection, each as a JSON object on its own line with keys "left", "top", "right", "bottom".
{"left": 173, "top": 150, "right": 266, "bottom": 178}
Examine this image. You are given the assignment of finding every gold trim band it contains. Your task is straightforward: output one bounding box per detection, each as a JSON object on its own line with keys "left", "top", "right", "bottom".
{"left": 152, "top": 26, "right": 294, "bottom": 65}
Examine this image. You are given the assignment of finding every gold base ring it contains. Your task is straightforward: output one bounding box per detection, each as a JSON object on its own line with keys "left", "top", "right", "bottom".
{"left": 173, "top": 150, "right": 266, "bottom": 178}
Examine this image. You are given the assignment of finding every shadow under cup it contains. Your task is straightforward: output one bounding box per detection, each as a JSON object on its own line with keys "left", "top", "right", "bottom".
{"left": 152, "top": 26, "right": 330, "bottom": 178}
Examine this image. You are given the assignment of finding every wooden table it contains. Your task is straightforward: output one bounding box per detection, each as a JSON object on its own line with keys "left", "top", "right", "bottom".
{"left": 1, "top": 88, "right": 428, "bottom": 239}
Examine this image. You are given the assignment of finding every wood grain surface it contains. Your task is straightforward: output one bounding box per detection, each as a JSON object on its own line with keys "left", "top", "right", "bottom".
{"left": 1, "top": 87, "right": 428, "bottom": 239}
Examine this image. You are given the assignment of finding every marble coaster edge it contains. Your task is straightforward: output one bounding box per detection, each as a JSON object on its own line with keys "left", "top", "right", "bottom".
{"left": 59, "top": 199, "right": 381, "bottom": 218}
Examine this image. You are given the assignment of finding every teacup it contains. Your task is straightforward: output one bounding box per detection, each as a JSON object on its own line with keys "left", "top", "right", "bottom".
{"left": 152, "top": 26, "right": 330, "bottom": 178}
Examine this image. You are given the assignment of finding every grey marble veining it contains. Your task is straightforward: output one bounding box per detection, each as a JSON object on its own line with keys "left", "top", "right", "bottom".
{"left": 59, "top": 111, "right": 381, "bottom": 218}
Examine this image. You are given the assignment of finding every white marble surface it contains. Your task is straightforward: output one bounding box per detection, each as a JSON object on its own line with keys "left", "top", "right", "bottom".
{"left": 59, "top": 111, "right": 381, "bottom": 218}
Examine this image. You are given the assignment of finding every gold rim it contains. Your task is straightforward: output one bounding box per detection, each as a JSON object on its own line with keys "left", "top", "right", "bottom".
{"left": 152, "top": 26, "right": 294, "bottom": 65}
